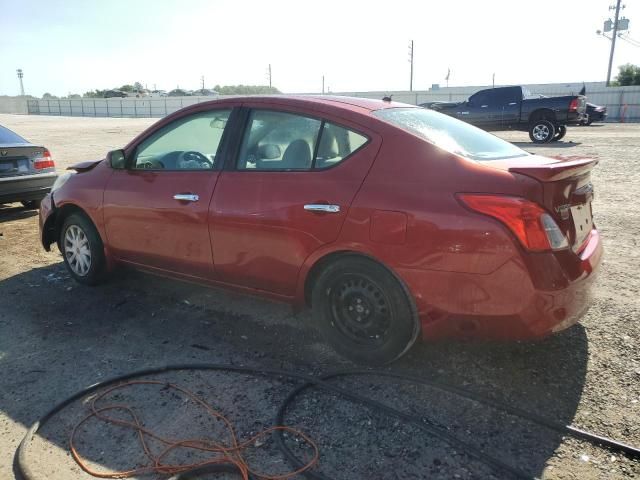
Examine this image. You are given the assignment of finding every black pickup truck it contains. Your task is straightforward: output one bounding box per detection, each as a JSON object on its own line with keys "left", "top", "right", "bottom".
{"left": 421, "top": 86, "right": 586, "bottom": 143}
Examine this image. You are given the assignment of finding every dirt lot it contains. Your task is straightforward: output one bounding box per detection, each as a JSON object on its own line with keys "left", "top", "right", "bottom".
{"left": 0, "top": 114, "right": 639, "bottom": 480}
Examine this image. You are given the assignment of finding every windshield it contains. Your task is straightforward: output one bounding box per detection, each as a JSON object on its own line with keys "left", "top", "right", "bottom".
{"left": 0, "top": 125, "right": 28, "bottom": 144}
{"left": 373, "top": 108, "right": 529, "bottom": 162}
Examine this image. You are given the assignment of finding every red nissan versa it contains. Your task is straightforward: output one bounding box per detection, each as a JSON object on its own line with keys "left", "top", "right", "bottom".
{"left": 38, "top": 96, "right": 602, "bottom": 364}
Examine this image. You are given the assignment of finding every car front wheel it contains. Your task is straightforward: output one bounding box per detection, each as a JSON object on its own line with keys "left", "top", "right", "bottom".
{"left": 312, "top": 256, "right": 419, "bottom": 365}
{"left": 59, "top": 213, "right": 106, "bottom": 285}
{"left": 529, "top": 120, "right": 556, "bottom": 143}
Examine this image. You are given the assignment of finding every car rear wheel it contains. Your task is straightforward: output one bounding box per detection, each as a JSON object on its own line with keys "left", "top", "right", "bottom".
{"left": 552, "top": 125, "right": 567, "bottom": 142}
{"left": 311, "top": 256, "right": 419, "bottom": 365}
{"left": 529, "top": 120, "right": 556, "bottom": 143}
{"left": 21, "top": 200, "right": 41, "bottom": 210}
{"left": 59, "top": 213, "right": 106, "bottom": 285}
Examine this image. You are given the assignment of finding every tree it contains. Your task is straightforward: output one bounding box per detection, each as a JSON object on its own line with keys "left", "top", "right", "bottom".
{"left": 133, "top": 82, "right": 144, "bottom": 92}
{"left": 212, "top": 84, "right": 281, "bottom": 95}
{"left": 119, "top": 84, "right": 135, "bottom": 93}
{"left": 42, "top": 92, "right": 57, "bottom": 99}
{"left": 614, "top": 64, "right": 640, "bottom": 86}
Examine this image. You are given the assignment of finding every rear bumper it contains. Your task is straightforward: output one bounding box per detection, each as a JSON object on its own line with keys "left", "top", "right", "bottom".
{"left": 0, "top": 173, "right": 57, "bottom": 204}
{"left": 399, "top": 230, "right": 603, "bottom": 341}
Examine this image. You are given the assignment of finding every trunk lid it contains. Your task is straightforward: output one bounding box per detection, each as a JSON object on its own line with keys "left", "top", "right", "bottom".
{"left": 0, "top": 145, "right": 46, "bottom": 177}
{"left": 491, "top": 155, "right": 597, "bottom": 251}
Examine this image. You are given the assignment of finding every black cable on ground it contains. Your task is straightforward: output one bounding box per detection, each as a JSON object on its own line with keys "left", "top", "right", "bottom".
{"left": 14, "top": 363, "right": 640, "bottom": 480}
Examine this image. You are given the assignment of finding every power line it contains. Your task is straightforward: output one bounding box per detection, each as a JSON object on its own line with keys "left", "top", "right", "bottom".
{"left": 408, "top": 40, "right": 414, "bottom": 92}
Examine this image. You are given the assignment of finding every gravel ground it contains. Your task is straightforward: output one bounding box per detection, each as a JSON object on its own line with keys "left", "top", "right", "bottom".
{"left": 0, "top": 114, "right": 639, "bottom": 480}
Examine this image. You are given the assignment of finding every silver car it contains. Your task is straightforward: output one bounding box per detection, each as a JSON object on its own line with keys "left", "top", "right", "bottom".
{"left": 0, "top": 124, "right": 57, "bottom": 209}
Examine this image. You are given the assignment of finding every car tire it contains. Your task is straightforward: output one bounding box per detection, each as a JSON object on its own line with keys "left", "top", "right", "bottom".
{"left": 311, "top": 256, "right": 419, "bottom": 365}
{"left": 21, "top": 200, "right": 41, "bottom": 210}
{"left": 59, "top": 213, "right": 106, "bottom": 286}
{"left": 586, "top": 118, "right": 594, "bottom": 126}
{"left": 552, "top": 125, "right": 567, "bottom": 142}
{"left": 529, "top": 120, "right": 556, "bottom": 143}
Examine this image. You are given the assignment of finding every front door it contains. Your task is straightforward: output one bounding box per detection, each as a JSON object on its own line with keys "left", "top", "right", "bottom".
{"left": 211, "top": 106, "right": 381, "bottom": 296}
{"left": 103, "top": 108, "right": 233, "bottom": 279}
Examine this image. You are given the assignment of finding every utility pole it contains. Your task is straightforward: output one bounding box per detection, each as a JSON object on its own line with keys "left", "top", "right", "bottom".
{"left": 322, "top": 75, "right": 325, "bottom": 94}
{"left": 268, "top": 64, "right": 272, "bottom": 89}
{"left": 408, "top": 40, "right": 414, "bottom": 92}
{"left": 492, "top": 73, "right": 495, "bottom": 88}
{"left": 606, "top": 0, "right": 623, "bottom": 86}
{"left": 201, "top": 75, "right": 205, "bottom": 90}
{"left": 16, "top": 69, "right": 25, "bottom": 96}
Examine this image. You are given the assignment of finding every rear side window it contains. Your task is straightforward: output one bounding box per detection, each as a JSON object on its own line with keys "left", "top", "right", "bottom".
{"left": 374, "top": 108, "right": 529, "bottom": 162}
{"left": 315, "top": 122, "right": 368, "bottom": 169}
{"left": 237, "top": 110, "right": 369, "bottom": 171}
{"left": 0, "top": 125, "right": 28, "bottom": 144}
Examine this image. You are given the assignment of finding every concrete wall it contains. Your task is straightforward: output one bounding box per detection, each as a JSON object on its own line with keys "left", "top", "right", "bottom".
{"left": 0, "top": 97, "right": 29, "bottom": 114}
{"left": 7, "top": 81, "right": 640, "bottom": 121}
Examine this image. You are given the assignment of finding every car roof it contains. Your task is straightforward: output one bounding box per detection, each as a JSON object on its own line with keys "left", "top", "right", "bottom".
{"left": 195, "top": 95, "right": 417, "bottom": 114}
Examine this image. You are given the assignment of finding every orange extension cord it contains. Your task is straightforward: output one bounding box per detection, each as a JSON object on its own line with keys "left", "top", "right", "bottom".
{"left": 69, "top": 380, "right": 319, "bottom": 479}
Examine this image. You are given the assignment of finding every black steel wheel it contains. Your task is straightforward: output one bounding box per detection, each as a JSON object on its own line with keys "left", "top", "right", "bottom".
{"left": 312, "top": 256, "right": 419, "bottom": 365}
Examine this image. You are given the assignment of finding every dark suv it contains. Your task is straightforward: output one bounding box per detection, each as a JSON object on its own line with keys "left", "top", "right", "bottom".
{"left": 0, "top": 124, "right": 57, "bottom": 209}
{"left": 422, "top": 86, "right": 586, "bottom": 143}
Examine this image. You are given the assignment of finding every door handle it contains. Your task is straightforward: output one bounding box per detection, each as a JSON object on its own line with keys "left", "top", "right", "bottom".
{"left": 173, "top": 193, "right": 199, "bottom": 202}
{"left": 304, "top": 204, "right": 340, "bottom": 213}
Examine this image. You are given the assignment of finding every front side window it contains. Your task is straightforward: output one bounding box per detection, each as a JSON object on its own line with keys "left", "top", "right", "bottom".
{"left": 134, "top": 110, "right": 231, "bottom": 170}
{"left": 237, "top": 110, "right": 369, "bottom": 171}
{"left": 374, "top": 107, "right": 529, "bottom": 162}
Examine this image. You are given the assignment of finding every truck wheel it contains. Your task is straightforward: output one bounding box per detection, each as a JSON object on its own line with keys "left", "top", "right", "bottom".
{"left": 552, "top": 126, "right": 567, "bottom": 142}
{"left": 529, "top": 120, "right": 556, "bottom": 143}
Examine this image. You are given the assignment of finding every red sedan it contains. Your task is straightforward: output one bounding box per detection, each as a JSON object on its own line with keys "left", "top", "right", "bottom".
{"left": 39, "top": 96, "right": 602, "bottom": 364}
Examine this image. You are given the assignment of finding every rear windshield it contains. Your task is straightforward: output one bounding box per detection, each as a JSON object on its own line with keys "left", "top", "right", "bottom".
{"left": 373, "top": 108, "right": 529, "bottom": 162}
{"left": 0, "top": 125, "right": 28, "bottom": 144}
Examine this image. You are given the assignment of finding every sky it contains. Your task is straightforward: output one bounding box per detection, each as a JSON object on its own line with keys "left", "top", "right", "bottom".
{"left": 1, "top": 0, "right": 639, "bottom": 97}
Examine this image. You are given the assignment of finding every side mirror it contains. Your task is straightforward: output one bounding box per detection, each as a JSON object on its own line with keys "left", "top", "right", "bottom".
{"left": 108, "top": 149, "right": 126, "bottom": 169}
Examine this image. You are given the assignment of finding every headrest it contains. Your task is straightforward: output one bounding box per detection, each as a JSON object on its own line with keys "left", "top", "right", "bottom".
{"left": 258, "top": 144, "right": 281, "bottom": 159}
{"left": 317, "top": 130, "right": 338, "bottom": 158}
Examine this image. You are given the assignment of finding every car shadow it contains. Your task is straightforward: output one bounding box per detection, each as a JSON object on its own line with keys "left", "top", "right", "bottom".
{"left": 513, "top": 141, "right": 582, "bottom": 149}
{"left": 0, "top": 204, "right": 38, "bottom": 224}
{"left": 0, "top": 263, "right": 588, "bottom": 479}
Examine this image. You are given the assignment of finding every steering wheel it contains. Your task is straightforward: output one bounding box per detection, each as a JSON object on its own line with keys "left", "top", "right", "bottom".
{"left": 178, "top": 151, "right": 213, "bottom": 168}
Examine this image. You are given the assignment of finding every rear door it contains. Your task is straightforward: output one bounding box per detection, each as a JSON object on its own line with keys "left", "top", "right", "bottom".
{"left": 460, "top": 90, "right": 492, "bottom": 128}
{"left": 211, "top": 105, "right": 381, "bottom": 295}
{"left": 495, "top": 87, "right": 521, "bottom": 128}
{"left": 103, "top": 108, "right": 234, "bottom": 279}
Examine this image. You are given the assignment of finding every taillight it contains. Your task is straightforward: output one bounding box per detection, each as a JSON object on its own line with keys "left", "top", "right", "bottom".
{"left": 458, "top": 194, "right": 569, "bottom": 252}
{"left": 34, "top": 149, "right": 55, "bottom": 170}
{"left": 568, "top": 98, "right": 578, "bottom": 112}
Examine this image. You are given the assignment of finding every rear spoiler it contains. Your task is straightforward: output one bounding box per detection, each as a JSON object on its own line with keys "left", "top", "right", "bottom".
{"left": 508, "top": 157, "right": 598, "bottom": 182}
{"left": 67, "top": 159, "right": 103, "bottom": 172}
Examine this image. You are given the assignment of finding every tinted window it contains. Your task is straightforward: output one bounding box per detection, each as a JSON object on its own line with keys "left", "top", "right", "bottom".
{"left": 0, "top": 125, "right": 28, "bottom": 144}
{"left": 469, "top": 91, "right": 489, "bottom": 106}
{"left": 237, "top": 110, "right": 322, "bottom": 170}
{"left": 134, "top": 110, "right": 231, "bottom": 170}
{"left": 315, "top": 122, "right": 368, "bottom": 169}
{"left": 373, "top": 108, "right": 529, "bottom": 162}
